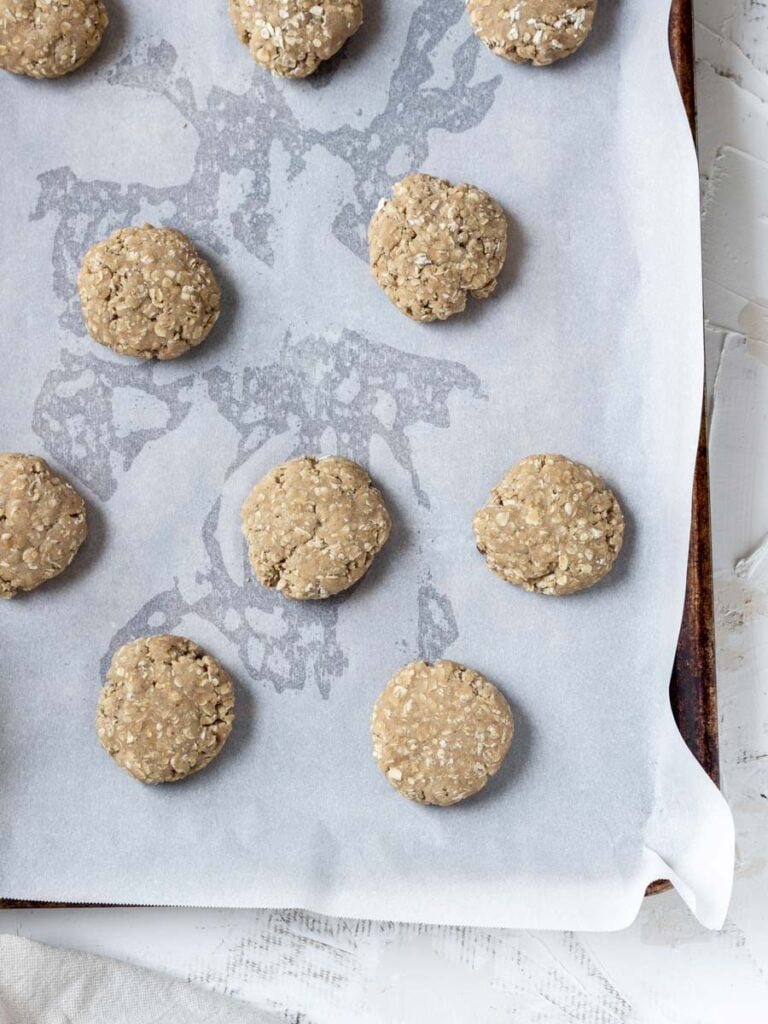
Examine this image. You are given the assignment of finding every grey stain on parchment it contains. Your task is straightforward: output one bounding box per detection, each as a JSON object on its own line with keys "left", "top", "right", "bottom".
{"left": 104, "top": 498, "right": 346, "bottom": 700}
{"left": 31, "top": 0, "right": 495, "bottom": 696}
{"left": 49, "top": 331, "right": 482, "bottom": 697}
{"left": 31, "top": 0, "right": 500, "bottom": 333}
{"left": 31, "top": 37, "right": 308, "bottom": 335}
{"left": 33, "top": 349, "right": 195, "bottom": 500}
{"left": 311, "top": 0, "right": 500, "bottom": 256}
{"left": 205, "top": 329, "right": 483, "bottom": 509}
{"left": 34, "top": 329, "right": 482, "bottom": 505}
{"left": 417, "top": 576, "right": 460, "bottom": 661}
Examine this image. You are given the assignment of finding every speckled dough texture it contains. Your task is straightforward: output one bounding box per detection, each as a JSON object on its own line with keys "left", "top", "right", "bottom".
{"left": 371, "top": 659, "right": 514, "bottom": 806}
{"left": 368, "top": 172, "right": 508, "bottom": 322}
{"left": 473, "top": 453, "right": 624, "bottom": 596}
{"left": 77, "top": 225, "right": 221, "bottom": 360}
{"left": 0, "top": 0, "right": 107, "bottom": 78}
{"left": 241, "top": 455, "right": 391, "bottom": 600}
{"left": 228, "top": 0, "right": 363, "bottom": 78}
{"left": 0, "top": 453, "right": 87, "bottom": 598}
{"left": 96, "top": 635, "right": 235, "bottom": 784}
{"left": 466, "top": 0, "right": 597, "bottom": 66}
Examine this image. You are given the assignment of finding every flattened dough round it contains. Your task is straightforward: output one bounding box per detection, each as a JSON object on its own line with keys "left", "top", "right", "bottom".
{"left": 473, "top": 453, "right": 624, "bottom": 596}
{"left": 77, "top": 225, "right": 221, "bottom": 361}
{"left": 466, "top": 0, "right": 597, "bottom": 66}
{"left": 371, "top": 659, "right": 514, "bottom": 806}
{"left": 0, "top": 452, "right": 87, "bottom": 598}
{"left": 96, "top": 635, "right": 235, "bottom": 784}
{"left": 368, "top": 173, "right": 508, "bottom": 322}
{"left": 241, "top": 455, "right": 391, "bottom": 600}
{"left": 228, "top": 0, "right": 363, "bottom": 78}
{"left": 0, "top": 0, "right": 108, "bottom": 78}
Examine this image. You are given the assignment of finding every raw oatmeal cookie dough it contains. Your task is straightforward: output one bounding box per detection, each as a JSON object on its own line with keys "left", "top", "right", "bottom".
{"left": 466, "top": 0, "right": 597, "bottom": 66}
{"left": 473, "top": 453, "right": 624, "bottom": 596}
{"left": 241, "top": 455, "right": 391, "bottom": 600}
{"left": 368, "top": 173, "right": 508, "bottom": 322}
{"left": 77, "top": 225, "right": 221, "bottom": 360}
{"left": 371, "top": 659, "right": 514, "bottom": 806}
{"left": 96, "top": 635, "right": 235, "bottom": 784}
{"left": 0, "top": 0, "right": 107, "bottom": 78}
{"left": 0, "top": 453, "right": 87, "bottom": 598}
{"left": 228, "top": 0, "right": 363, "bottom": 78}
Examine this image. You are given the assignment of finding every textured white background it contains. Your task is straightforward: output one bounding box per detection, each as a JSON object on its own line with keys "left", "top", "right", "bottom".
{"left": 2, "top": 0, "right": 767, "bottom": 1019}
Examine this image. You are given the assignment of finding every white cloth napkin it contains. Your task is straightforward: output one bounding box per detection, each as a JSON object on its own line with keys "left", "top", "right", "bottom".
{"left": 0, "top": 935, "right": 279, "bottom": 1024}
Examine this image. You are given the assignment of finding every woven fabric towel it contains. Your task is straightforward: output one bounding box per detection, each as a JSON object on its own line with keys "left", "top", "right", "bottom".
{"left": 0, "top": 935, "right": 280, "bottom": 1024}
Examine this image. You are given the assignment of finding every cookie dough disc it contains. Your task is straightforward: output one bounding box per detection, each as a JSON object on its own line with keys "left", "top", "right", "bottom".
{"left": 77, "top": 225, "right": 221, "bottom": 360}
{"left": 368, "top": 173, "right": 508, "bottom": 322}
{"left": 473, "top": 453, "right": 624, "bottom": 596}
{"left": 96, "top": 635, "right": 236, "bottom": 784}
{"left": 0, "top": 0, "right": 108, "bottom": 78}
{"left": 0, "top": 453, "right": 87, "bottom": 598}
{"left": 371, "top": 659, "right": 514, "bottom": 806}
{"left": 228, "top": 0, "right": 363, "bottom": 78}
{"left": 466, "top": 0, "right": 597, "bottom": 66}
{"left": 241, "top": 455, "right": 391, "bottom": 600}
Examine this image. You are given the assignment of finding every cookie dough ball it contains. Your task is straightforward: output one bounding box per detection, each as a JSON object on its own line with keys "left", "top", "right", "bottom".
{"left": 241, "top": 455, "right": 390, "bottom": 600}
{"left": 466, "top": 0, "right": 597, "bottom": 66}
{"left": 77, "top": 225, "right": 221, "bottom": 361}
{"left": 228, "top": 0, "right": 363, "bottom": 78}
{"left": 371, "top": 659, "right": 514, "bottom": 806}
{"left": 368, "top": 173, "right": 507, "bottom": 322}
{"left": 0, "top": 0, "right": 108, "bottom": 78}
{"left": 473, "top": 453, "right": 624, "bottom": 596}
{"left": 96, "top": 635, "right": 235, "bottom": 784}
{"left": 0, "top": 453, "right": 87, "bottom": 598}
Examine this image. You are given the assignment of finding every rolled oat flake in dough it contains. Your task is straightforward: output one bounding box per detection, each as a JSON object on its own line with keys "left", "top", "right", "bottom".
{"left": 466, "top": 0, "right": 597, "bottom": 66}
{"left": 241, "top": 455, "right": 391, "bottom": 600}
{"left": 473, "top": 453, "right": 624, "bottom": 596}
{"left": 77, "top": 225, "right": 221, "bottom": 360}
{"left": 0, "top": 452, "right": 87, "bottom": 598}
{"left": 371, "top": 659, "right": 514, "bottom": 806}
{"left": 228, "top": 0, "right": 363, "bottom": 78}
{"left": 96, "top": 635, "right": 235, "bottom": 784}
{"left": 368, "top": 172, "right": 508, "bottom": 322}
{"left": 0, "top": 0, "right": 108, "bottom": 78}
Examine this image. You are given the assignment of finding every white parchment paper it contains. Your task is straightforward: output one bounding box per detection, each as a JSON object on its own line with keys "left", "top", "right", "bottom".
{"left": 0, "top": 0, "right": 734, "bottom": 930}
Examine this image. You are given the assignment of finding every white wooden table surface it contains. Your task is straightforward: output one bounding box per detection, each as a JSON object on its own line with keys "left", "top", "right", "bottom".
{"left": 3, "top": 2, "right": 768, "bottom": 1020}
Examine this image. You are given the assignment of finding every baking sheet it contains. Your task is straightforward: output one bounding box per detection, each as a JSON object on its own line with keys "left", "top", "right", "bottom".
{"left": 0, "top": 0, "right": 734, "bottom": 930}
